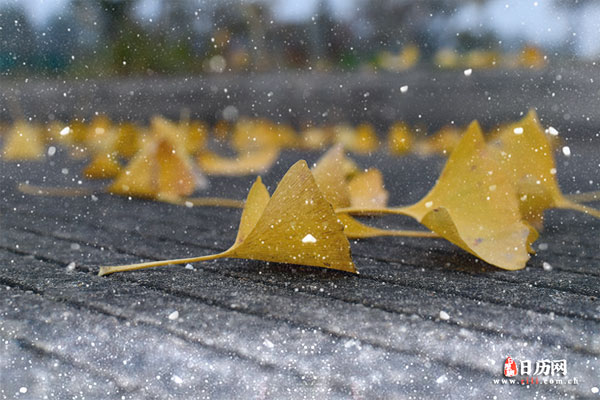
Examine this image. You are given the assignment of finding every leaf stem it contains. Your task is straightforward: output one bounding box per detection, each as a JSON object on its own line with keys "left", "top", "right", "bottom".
{"left": 557, "top": 199, "right": 600, "bottom": 219}
{"left": 19, "top": 183, "right": 96, "bottom": 197}
{"left": 98, "top": 251, "right": 228, "bottom": 276}
{"left": 177, "top": 197, "right": 245, "bottom": 208}
{"left": 564, "top": 190, "right": 600, "bottom": 203}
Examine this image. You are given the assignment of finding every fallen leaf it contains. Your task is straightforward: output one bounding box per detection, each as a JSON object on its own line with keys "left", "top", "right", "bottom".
{"left": 415, "top": 125, "right": 462, "bottom": 156}
{"left": 114, "top": 123, "right": 143, "bottom": 159}
{"left": 299, "top": 127, "right": 332, "bottom": 150}
{"left": 231, "top": 118, "right": 297, "bottom": 151}
{"left": 488, "top": 109, "right": 600, "bottom": 228}
{"left": 83, "top": 152, "right": 122, "bottom": 179}
{"left": 2, "top": 121, "right": 44, "bottom": 160}
{"left": 311, "top": 144, "right": 356, "bottom": 209}
{"left": 333, "top": 123, "right": 379, "bottom": 153}
{"left": 348, "top": 168, "right": 389, "bottom": 208}
{"left": 109, "top": 132, "right": 205, "bottom": 200}
{"left": 340, "top": 121, "right": 535, "bottom": 270}
{"left": 98, "top": 160, "right": 356, "bottom": 275}
{"left": 387, "top": 122, "right": 414, "bottom": 155}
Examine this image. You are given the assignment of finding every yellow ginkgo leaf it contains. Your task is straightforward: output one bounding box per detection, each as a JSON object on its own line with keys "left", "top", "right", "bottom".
{"left": 340, "top": 121, "right": 535, "bottom": 270}
{"left": 348, "top": 168, "right": 389, "bottom": 209}
{"left": 387, "top": 122, "right": 414, "bottom": 155}
{"left": 230, "top": 118, "right": 291, "bottom": 152}
{"left": 83, "top": 152, "right": 122, "bottom": 179}
{"left": 98, "top": 160, "right": 356, "bottom": 276}
{"left": 109, "top": 134, "right": 205, "bottom": 201}
{"left": 185, "top": 121, "right": 208, "bottom": 155}
{"left": 311, "top": 144, "right": 355, "bottom": 209}
{"left": 86, "top": 115, "right": 114, "bottom": 152}
{"left": 488, "top": 109, "right": 600, "bottom": 228}
{"left": 333, "top": 123, "right": 379, "bottom": 154}
{"left": 114, "top": 123, "right": 142, "bottom": 159}
{"left": 415, "top": 125, "right": 462, "bottom": 156}
{"left": 197, "top": 147, "right": 280, "bottom": 176}
{"left": 299, "top": 127, "right": 332, "bottom": 150}
{"left": 2, "top": 121, "right": 44, "bottom": 161}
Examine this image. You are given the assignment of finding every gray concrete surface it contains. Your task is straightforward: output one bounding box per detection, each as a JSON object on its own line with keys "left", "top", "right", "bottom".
{"left": 0, "top": 144, "right": 599, "bottom": 399}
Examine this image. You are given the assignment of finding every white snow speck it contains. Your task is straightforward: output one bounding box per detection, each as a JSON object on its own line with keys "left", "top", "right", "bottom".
{"left": 59, "top": 126, "right": 70, "bottom": 136}
{"left": 302, "top": 234, "right": 317, "bottom": 244}
{"left": 185, "top": 201, "right": 193, "bottom": 208}
{"left": 513, "top": 127, "right": 523, "bottom": 135}
{"left": 436, "top": 375, "right": 448, "bottom": 384}
{"left": 168, "top": 311, "right": 179, "bottom": 320}
{"left": 47, "top": 146, "right": 56, "bottom": 156}
{"left": 66, "top": 262, "right": 76, "bottom": 271}
{"left": 463, "top": 68, "right": 472, "bottom": 76}
{"left": 542, "top": 262, "right": 553, "bottom": 271}
{"left": 546, "top": 126, "right": 559, "bottom": 136}
{"left": 439, "top": 311, "right": 450, "bottom": 320}
{"left": 263, "top": 339, "right": 274, "bottom": 349}
{"left": 19, "top": 387, "right": 27, "bottom": 394}
{"left": 425, "top": 201, "right": 433, "bottom": 208}
{"left": 538, "top": 243, "right": 548, "bottom": 251}
{"left": 185, "top": 263, "right": 195, "bottom": 270}
{"left": 591, "top": 387, "right": 599, "bottom": 394}
{"left": 171, "top": 375, "right": 184, "bottom": 385}
{"left": 562, "top": 146, "right": 571, "bottom": 156}
{"left": 400, "top": 85, "right": 408, "bottom": 93}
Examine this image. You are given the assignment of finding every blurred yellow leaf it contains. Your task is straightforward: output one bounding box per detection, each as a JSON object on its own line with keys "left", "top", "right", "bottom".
{"left": 387, "top": 122, "right": 414, "bottom": 155}
{"left": 489, "top": 110, "right": 599, "bottom": 228}
{"left": 99, "top": 160, "right": 356, "bottom": 276}
{"left": 114, "top": 123, "right": 142, "bottom": 159}
{"left": 83, "top": 152, "right": 122, "bottom": 179}
{"left": 299, "top": 127, "right": 332, "bottom": 150}
{"left": 2, "top": 121, "right": 44, "bottom": 161}
{"left": 231, "top": 118, "right": 297, "bottom": 152}
{"left": 348, "top": 168, "right": 388, "bottom": 209}
{"left": 311, "top": 144, "right": 356, "bottom": 208}
{"left": 333, "top": 123, "right": 379, "bottom": 153}
{"left": 415, "top": 125, "right": 462, "bottom": 156}
{"left": 109, "top": 133, "right": 204, "bottom": 201}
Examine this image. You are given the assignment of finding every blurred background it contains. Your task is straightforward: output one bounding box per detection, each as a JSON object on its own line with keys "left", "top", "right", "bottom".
{"left": 1, "top": 0, "right": 600, "bottom": 134}
{"left": 1, "top": 0, "right": 596, "bottom": 76}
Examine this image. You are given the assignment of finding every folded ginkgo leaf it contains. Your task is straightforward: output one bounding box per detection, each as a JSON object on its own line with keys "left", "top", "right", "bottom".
{"left": 197, "top": 147, "right": 280, "bottom": 176}
{"left": 109, "top": 133, "right": 206, "bottom": 201}
{"left": 340, "top": 121, "right": 536, "bottom": 270}
{"left": 311, "top": 144, "right": 357, "bottom": 209}
{"left": 348, "top": 168, "right": 389, "bottom": 209}
{"left": 98, "top": 160, "right": 356, "bottom": 276}
{"left": 488, "top": 109, "right": 599, "bottom": 229}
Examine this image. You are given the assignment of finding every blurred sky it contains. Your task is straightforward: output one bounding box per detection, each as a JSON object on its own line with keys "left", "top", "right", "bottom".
{"left": 1, "top": 0, "right": 600, "bottom": 56}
